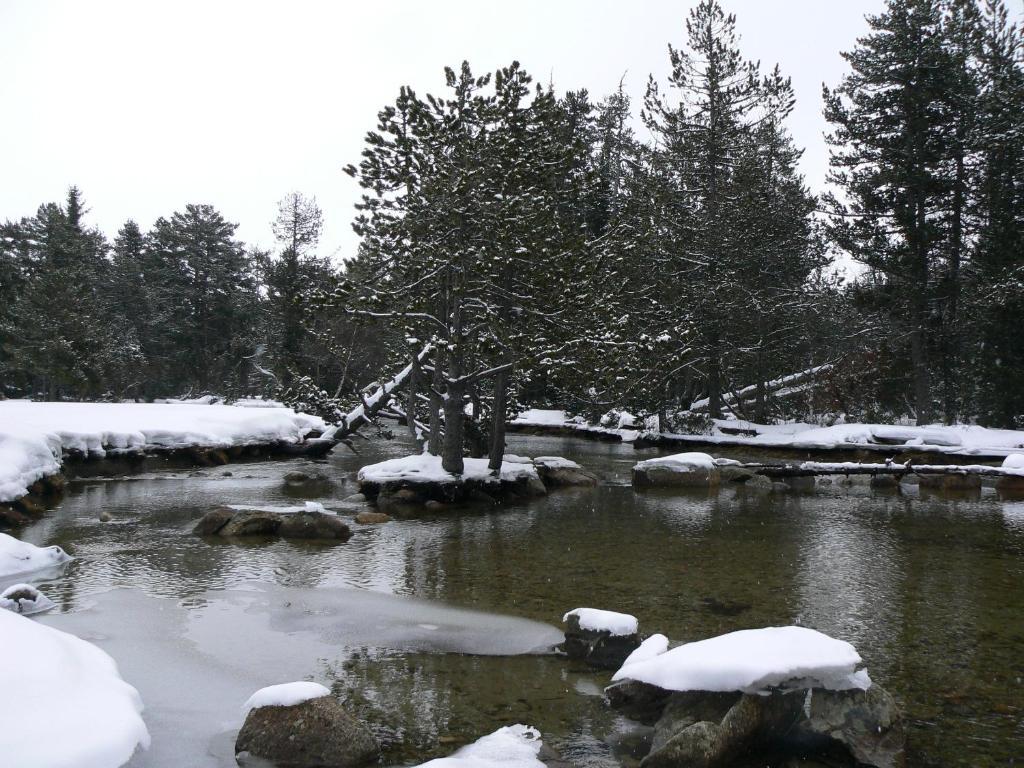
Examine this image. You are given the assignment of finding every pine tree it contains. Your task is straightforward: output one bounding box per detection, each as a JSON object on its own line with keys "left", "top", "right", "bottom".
{"left": 824, "top": 0, "right": 952, "bottom": 424}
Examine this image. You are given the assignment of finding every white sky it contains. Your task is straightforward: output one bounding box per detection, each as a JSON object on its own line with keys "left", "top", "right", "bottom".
{"left": 0, "top": 0, "right": 887, "bottom": 262}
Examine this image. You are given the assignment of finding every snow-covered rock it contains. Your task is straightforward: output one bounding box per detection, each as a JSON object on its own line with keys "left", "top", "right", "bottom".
{"left": 633, "top": 452, "right": 721, "bottom": 488}
{"left": 416, "top": 724, "right": 546, "bottom": 768}
{"left": 0, "top": 400, "right": 325, "bottom": 503}
{"left": 635, "top": 452, "right": 717, "bottom": 471}
{"left": 563, "top": 608, "right": 638, "bottom": 637}
{"left": 357, "top": 454, "right": 538, "bottom": 485}
{"left": 0, "top": 608, "right": 150, "bottom": 767}
{"left": 241, "top": 681, "right": 331, "bottom": 716}
{"left": 0, "top": 582, "right": 55, "bottom": 615}
{"left": 0, "top": 532, "right": 72, "bottom": 578}
{"left": 611, "top": 626, "right": 870, "bottom": 694}
{"left": 236, "top": 683, "right": 379, "bottom": 767}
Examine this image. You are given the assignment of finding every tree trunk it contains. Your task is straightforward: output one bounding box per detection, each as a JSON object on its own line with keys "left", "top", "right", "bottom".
{"left": 488, "top": 365, "right": 510, "bottom": 471}
{"left": 427, "top": 349, "right": 445, "bottom": 455}
{"left": 442, "top": 379, "right": 466, "bottom": 474}
{"left": 707, "top": 331, "right": 723, "bottom": 420}
{"left": 406, "top": 353, "right": 420, "bottom": 441}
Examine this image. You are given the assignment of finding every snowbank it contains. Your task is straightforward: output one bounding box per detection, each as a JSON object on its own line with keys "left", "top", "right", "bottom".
{"left": 0, "top": 532, "right": 72, "bottom": 578}
{"left": 676, "top": 420, "right": 1024, "bottom": 458}
{"left": 634, "top": 452, "right": 717, "bottom": 472}
{"left": 416, "top": 724, "right": 545, "bottom": 768}
{"left": 513, "top": 409, "right": 569, "bottom": 426}
{"left": 0, "top": 582, "right": 56, "bottom": 615}
{"left": 563, "top": 608, "right": 638, "bottom": 637}
{"left": 611, "top": 626, "right": 870, "bottom": 694}
{"left": 0, "top": 608, "right": 150, "bottom": 767}
{"left": 357, "top": 454, "right": 540, "bottom": 485}
{"left": 241, "top": 681, "right": 331, "bottom": 716}
{"left": 0, "top": 401, "right": 324, "bottom": 502}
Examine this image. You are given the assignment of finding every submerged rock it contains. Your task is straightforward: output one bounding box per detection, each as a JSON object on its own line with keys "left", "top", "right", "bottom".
{"left": 235, "top": 695, "right": 379, "bottom": 768}
{"left": 355, "top": 511, "right": 390, "bottom": 524}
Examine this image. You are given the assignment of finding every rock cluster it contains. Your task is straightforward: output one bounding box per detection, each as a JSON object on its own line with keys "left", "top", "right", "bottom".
{"left": 193, "top": 506, "right": 352, "bottom": 541}
{"left": 606, "top": 680, "right": 905, "bottom": 768}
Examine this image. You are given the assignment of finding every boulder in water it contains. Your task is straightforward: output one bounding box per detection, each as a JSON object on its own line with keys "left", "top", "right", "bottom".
{"left": 235, "top": 691, "right": 379, "bottom": 767}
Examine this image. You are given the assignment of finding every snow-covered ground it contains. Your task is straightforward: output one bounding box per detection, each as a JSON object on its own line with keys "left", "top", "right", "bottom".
{"left": 612, "top": 626, "right": 870, "bottom": 694}
{"left": 563, "top": 607, "right": 638, "bottom": 636}
{"left": 357, "top": 453, "right": 540, "bottom": 485}
{"left": 0, "top": 401, "right": 324, "bottom": 503}
{"left": 416, "top": 724, "right": 546, "bottom": 768}
{"left": 0, "top": 608, "right": 150, "bottom": 768}
{"left": 512, "top": 408, "right": 1024, "bottom": 458}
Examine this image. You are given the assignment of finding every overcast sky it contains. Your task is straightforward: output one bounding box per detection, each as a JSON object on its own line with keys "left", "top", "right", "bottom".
{"left": 1, "top": 0, "right": 888, "bottom": 262}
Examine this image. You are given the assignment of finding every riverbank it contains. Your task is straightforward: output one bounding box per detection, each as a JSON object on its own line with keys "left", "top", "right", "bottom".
{"left": 509, "top": 409, "right": 1024, "bottom": 464}
{"left": 0, "top": 401, "right": 326, "bottom": 524}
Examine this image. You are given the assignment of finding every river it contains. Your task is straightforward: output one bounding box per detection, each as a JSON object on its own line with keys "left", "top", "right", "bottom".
{"left": 9, "top": 434, "right": 1024, "bottom": 767}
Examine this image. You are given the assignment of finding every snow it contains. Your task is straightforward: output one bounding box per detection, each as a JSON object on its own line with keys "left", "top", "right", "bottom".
{"left": 533, "top": 456, "right": 583, "bottom": 469}
{"left": 618, "top": 633, "right": 670, "bottom": 669}
{"left": 0, "top": 608, "right": 150, "bottom": 767}
{"left": 240, "top": 681, "right": 331, "bottom": 716}
{"left": 226, "top": 502, "right": 329, "bottom": 515}
{"left": 357, "top": 453, "right": 541, "bottom": 485}
{"left": 634, "top": 452, "right": 717, "bottom": 472}
{"left": 513, "top": 409, "right": 569, "bottom": 426}
{"left": 659, "top": 420, "right": 1024, "bottom": 459}
{"left": 0, "top": 532, "right": 73, "bottom": 578}
{"left": 611, "top": 626, "right": 871, "bottom": 694}
{"left": 415, "top": 724, "right": 545, "bottom": 768}
{"left": 563, "top": 608, "right": 638, "bottom": 636}
{"left": 1002, "top": 454, "right": 1024, "bottom": 470}
{"left": 0, "top": 582, "right": 55, "bottom": 615}
{"left": 0, "top": 401, "right": 324, "bottom": 502}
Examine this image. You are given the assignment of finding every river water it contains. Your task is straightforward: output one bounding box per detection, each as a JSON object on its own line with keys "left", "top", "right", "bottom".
{"left": 8, "top": 434, "right": 1024, "bottom": 767}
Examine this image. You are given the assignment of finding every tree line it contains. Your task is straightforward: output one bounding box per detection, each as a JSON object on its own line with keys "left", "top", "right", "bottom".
{"left": 2, "top": 0, "right": 1023, "bottom": 464}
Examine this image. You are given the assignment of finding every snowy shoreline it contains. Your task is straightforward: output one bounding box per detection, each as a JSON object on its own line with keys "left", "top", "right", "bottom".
{"left": 0, "top": 401, "right": 325, "bottom": 506}
{"left": 510, "top": 409, "right": 1024, "bottom": 461}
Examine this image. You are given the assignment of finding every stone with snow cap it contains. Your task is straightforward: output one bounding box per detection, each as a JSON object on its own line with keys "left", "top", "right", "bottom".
{"left": 561, "top": 607, "right": 641, "bottom": 670}
{"left": 415, "top": 724, "right": 547, "bottom": 767}
{"left": 612, "top": 626, "right": 870, "bottom": 694}
{"left": 236, "top": 682, "right": 379, "bottom": 767}
{"left": 0, "top": 532, "right": 72, "bottom": 578}
{"left": 0, "top": 582, "right": 55, "bottom": 615}
{"left": 633, "top": 452, "right": 721, "bottom": 489}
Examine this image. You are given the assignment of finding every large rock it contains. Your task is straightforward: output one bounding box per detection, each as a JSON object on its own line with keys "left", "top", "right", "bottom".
{"left": 193, "top": 508, "right": 352, "bottom": 542}
{"left": 534, "top": 457, "right": 600, "bottom": 487}
{"left": 235, "top": 695, "right": 379, "bottom": 768}
{"left": 219, "top": 510, "right": 282, "bottom": 537}
{"left": 623, "top": 686, "right": 905, "bottom": 768}
{"left": 633, "top": 454, "right": 721, "bottom": 490}
{"left": 278, "top": 511, "right": 352, "bottom": 540}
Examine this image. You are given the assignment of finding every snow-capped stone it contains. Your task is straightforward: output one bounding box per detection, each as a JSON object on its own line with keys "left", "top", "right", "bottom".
{"left": 611, "top": 626, "right": 870, "bottom": 694}
{"left": 0, "top": 582, "right": 55, "bottom": 615}
{"left": 0, "top": 532, "right": 72, "bottom": 578}
{"left": 563, "top": 607, "right": 638, "bottom": 637}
